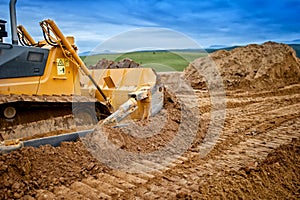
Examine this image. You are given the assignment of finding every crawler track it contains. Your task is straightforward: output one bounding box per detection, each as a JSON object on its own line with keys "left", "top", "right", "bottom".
{"left": 0, "top": 94, "right": 109, "bottom": 140}
{"left": 33, "top": 84, "right": 300, "bottom": 199}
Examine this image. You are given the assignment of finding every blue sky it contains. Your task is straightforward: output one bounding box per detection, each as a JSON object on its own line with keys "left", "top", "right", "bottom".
{"left": 0, "top": 0, "right": 300, "bottom": 53}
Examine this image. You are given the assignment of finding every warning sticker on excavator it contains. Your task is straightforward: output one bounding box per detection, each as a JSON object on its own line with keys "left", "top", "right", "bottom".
{"left": 57, "top": 58, "right": 66, "bottom": 75}
{"left": 64, "top": 59, "right": 69, "bottom": 67}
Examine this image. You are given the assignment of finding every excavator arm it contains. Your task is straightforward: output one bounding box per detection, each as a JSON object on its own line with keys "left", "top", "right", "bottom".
{"left": 39, "top": 19, "right": 109, "bottom": 105}
{"left": 17, "top": 25, "right": 47, "bottom": 47}
{"left": 16, "top": 25, "right": 36, "bottom": 46}
{"left": 102, "top": 86, "right": 151, "bottom": 125}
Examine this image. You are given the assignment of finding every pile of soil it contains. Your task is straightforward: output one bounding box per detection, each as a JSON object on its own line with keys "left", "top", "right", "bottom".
{"left": 81, "top": 89, "right": 201, "bottom": 171}
{"left": 0, "top": 90, "right": 188, "bottom": 198}
{"left": 185, "top": 42, "right": 300, "bottom": 90}
{"left": 195, "top": 138, "right": 300, "bottom": 199}
{"left": 89, "top": 58, "right": 140, "bottom": 69}
{"left": 0, "top": 142, "right": 109, "bottom": 199}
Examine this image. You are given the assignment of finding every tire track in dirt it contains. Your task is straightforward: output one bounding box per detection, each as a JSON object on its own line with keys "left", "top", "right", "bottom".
{"left": 119, "top": 86, "right": 300, "bottom": 199}
{"left": 33, "top": 84, "right": 300, "bottom": 199}
{"left": 118, "top": 118, "right": 300, "bottom": 199}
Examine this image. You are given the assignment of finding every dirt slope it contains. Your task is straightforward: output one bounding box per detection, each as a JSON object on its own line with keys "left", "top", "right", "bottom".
{"left": 185, "top": 41, "right": 300, "bottom": 90}
{"left": 1, "top": 83, "right": 299, "bottom": 199}
{"left": 196, "top": 138, "right": 300, "bottom": 199}
{"left": 0, "top": 142, "right": 109, "bottom": 199}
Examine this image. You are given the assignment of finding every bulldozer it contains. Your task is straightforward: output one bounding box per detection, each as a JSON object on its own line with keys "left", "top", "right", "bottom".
{"left": 0, "top": 0, "right": 164, "bottom": 152}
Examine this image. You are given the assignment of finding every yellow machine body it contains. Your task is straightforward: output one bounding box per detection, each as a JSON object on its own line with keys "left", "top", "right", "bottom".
{"left": 0, "top": 19, "right": 163, "bottom": 124}
{"left": 0, "top": 37, "right": 81, "bottom": 96}
{"left": 0, "top": 1, "right": 164, "bottom": 151}
{"left": 81, "top": 68, "right": 164, "bottom": 120}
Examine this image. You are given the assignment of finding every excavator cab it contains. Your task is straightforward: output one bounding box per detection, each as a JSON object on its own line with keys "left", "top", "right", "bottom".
{"left": 0, "top": 45, "right": 49, "bottom": 80}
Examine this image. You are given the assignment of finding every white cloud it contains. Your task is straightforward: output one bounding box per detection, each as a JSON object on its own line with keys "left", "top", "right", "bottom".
{"left": 1, "top": 0, "right": 299, "bottom": 52}
{"left": 91, "top": 28, "right": 201, "bottom": 53}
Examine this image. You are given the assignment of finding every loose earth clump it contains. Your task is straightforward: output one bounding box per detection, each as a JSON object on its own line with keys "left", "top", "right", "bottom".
{"left": 0, "top": 142, "right": 109, "bottom": 199}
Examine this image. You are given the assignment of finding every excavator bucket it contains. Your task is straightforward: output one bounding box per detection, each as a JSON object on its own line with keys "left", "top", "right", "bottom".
{"left": 80, "top": 68, "right": 164, "bottom": 124}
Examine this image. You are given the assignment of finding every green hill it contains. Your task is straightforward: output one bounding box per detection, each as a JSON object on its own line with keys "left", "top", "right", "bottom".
{"left": 80, "top": 43, "right": 300, "bottom": 72}
{"left": 82, "top": 51, "right": 207, "bottom": 72}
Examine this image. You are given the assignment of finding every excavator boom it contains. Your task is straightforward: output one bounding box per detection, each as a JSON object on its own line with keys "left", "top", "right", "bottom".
{"left": 17, "top": 25, "right": 36, "bottom": 46}
{"left": 39, "top": 19, "right": 109, "bottom": 104}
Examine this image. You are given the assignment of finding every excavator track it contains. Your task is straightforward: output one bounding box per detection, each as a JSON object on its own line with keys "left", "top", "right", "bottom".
{"left": 31, "top": 83, "right": 300, "bottom": 199}
{"left": 0, "top": 94, "right": 110, "bottom": 141}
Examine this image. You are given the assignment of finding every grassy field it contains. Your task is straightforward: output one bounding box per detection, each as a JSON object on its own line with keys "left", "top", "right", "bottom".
{"left": 81, "top": 51, "right": 207, "bottom": 72}
{"left": 80, "top": 44, "right": 299, "bottom": 72}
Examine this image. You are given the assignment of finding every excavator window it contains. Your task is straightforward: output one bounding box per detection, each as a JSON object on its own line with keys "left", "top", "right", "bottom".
{"left": 27, "top": 52, "right": 44, "bottom": 62}
{"left": 0, "top": 44, "right": 49, "bottom": 79}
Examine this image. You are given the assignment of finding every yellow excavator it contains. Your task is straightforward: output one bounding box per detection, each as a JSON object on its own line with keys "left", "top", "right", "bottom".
{"left": 0, "top": 0, "right": 164, "bottom": 152}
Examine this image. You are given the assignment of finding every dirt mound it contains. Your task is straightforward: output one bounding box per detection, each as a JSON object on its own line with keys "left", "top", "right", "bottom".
{"left": 0, "top": 90, "right": 187, "bottom": 198}
{"left": 80, "top": 89, "right": 201, "bottom": 172}
{"left": 185, "top": 41, "right": 300, "bottom": 90}
{"left": 0, "top": 142, "right": 109, "bottom": 199}
{"left": 196, "top": 138, "right": 300, "bottom": 199}
{"left": 89, "top": 58, "right": 140, "bottom": 69}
